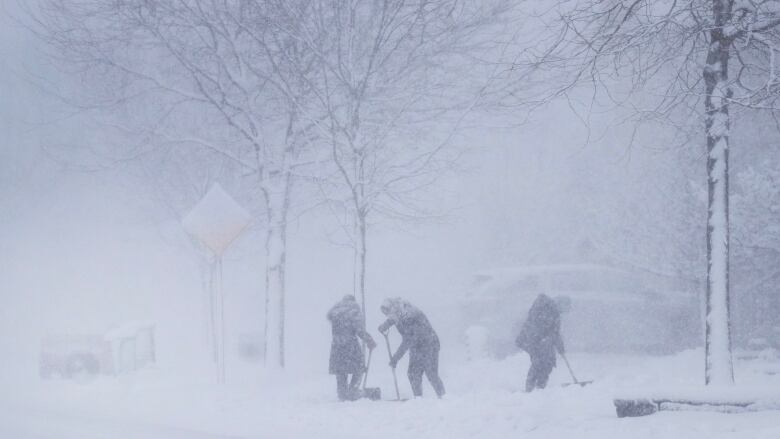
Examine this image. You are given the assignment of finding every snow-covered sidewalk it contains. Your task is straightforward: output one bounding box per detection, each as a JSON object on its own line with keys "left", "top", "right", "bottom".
{"left": 3, "top": 350, "right": 780, "bottom": 439}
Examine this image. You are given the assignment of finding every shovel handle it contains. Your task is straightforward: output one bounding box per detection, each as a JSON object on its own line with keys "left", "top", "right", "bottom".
{"left": 362, "top": 348, "right": 372, "bottom": 390}
{"left": 382, "top": 331, "right": 401, "bottom": 400}
{"left": 560, "top": 352, "right": 579, "bottom": 384}
{"left": 382, "top": 331, "right": 394, "bottom": 359}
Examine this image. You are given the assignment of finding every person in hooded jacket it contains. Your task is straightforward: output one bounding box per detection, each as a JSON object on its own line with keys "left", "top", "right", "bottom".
{"left": 515, "top": 294, "right": 568, "bottom": 392}
{"left": 378, "top": 297, "right": 445, "bottom": 398}
{"left": 327, "top": 295, "right": 376, "bottom": 401}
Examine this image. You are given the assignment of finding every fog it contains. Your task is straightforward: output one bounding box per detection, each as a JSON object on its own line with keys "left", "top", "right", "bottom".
{"left": 0, "top": 15, "right": 709, "bottom": 373}
{"left": 3, "top": 1, "right": 780, "bottom": 437}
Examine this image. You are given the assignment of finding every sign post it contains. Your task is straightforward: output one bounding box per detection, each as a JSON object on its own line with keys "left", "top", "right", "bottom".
{"left": 182, "top": 183, "right": 250, "bottom": 384}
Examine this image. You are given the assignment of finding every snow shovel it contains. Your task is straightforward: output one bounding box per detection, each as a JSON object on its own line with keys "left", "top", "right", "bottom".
{"left": 382, "top": 331, "right": 402, "bottom": 401}
{"left": 560, "top": 353, "right": 593, "bottom": 387}
{"left": 360, "top": 347, "right": 382, "bottom": 401}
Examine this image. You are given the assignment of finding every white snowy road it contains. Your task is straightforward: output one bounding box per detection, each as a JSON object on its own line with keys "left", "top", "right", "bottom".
{"left": 3, "top": 351, "right": 780, "bottom": 439}
{"left": 4, "top": 387, "right": 780, "bottom": 439}
{"left": 0, "top": 405, "right": 255, "bottom": 439}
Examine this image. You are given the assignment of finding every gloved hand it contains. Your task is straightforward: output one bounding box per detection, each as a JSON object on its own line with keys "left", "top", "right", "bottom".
{"left": 378, "top": 320, "right": 393, "bottom": 335}
{"left": 366, "top": 337, "right": 377, "bottom": 350}
{"left": 389, "top": 354, "right": 400, "bottom": 369}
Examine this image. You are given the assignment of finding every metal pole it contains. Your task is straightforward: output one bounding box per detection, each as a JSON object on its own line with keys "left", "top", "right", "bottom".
{"left": 209, "top": 258, "right": 218, "bottom": 364}
{"left": 218, "top": 257, "right": 226, "bottom": 384}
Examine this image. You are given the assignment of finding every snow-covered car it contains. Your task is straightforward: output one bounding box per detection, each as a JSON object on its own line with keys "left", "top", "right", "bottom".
{"left": 39, "top": 322, "right": 156, "bottom": 380}
{"left": 38, "top": 334, "right": 112, "bottom": 380}
{"left": 459, "top": 264, "right": 700, "bottom": 358}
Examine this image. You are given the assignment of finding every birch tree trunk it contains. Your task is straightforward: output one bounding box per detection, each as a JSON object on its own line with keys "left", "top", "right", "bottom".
{"left": 703, "top": 0, "right": 734, "bottom": 386}
{"left": 262, "top": 172, "right": 292, "bottom": 369}
{"left": 357, "top": 210, "right": 368, "bottom": 320}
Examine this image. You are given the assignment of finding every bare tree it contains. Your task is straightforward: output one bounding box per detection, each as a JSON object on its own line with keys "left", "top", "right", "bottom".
{"left": 33, "top": 0, "right": 320, "bottom": 368}
{"left": 517, "top": 0, "right": 780, "bottom": 384}
{"left": 266, "top": 0, "right": 511, "bottom": 318}
{"left": 33, "top": 0, "right": 512, "bottom": 369}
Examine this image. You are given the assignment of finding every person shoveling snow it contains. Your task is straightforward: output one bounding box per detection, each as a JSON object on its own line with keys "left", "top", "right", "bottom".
{"left": 515, "top": 294, "right": 587, "bottom": 391}
{"left": 327, "top": 295, "right": 377, "bottom": 401}
{"left": 378, "top": 297, "right": 446, "bottom": 399}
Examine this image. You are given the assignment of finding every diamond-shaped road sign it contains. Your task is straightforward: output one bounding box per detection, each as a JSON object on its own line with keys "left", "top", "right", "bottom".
{"left": 182, "top": 183, "right": 251, "bottom": 256}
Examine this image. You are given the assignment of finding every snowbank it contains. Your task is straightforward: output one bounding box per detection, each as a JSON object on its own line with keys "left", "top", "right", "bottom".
{"left": 2, "top": 350, "right": 780, "bottom": 438}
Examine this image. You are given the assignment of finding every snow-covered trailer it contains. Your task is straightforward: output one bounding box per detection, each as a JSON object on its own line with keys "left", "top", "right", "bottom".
{"left": 459, "top": 264, "right": 699, "bottom": 358}
{"left": 104, "top": 321, "right": 156, "bottom": 374}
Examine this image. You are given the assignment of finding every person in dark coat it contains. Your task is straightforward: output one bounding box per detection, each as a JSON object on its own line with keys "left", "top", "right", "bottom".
{"left": 515, "top": 294, "right": 568, "bottom": 392}
{"left": 327, "top": 295, "right": 376, "bottom": 401}
{"left": 378, "top": 297, "right": 445, "bottom": 398}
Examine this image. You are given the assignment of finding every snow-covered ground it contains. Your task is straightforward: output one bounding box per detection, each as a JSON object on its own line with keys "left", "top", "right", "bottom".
{"left": 3, "top": 349, "right": 780, "bottom": 439}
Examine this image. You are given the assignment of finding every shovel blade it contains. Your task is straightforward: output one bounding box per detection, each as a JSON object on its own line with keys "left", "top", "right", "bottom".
{"left": 362, "top": 387, "right": 382, "bottom": 400}
{"left": 562, "top": 380, "right": 593, "bottom": 387}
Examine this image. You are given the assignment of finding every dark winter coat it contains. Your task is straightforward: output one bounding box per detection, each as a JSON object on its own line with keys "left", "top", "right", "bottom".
{"left": 379, "top": 299, "right": 440, "bottom": 364}
{"left": 515, "top": 294, "right": 564, "bottom": 365}
{"left": 327, "top": 296, "right": 373, "bottom": 375}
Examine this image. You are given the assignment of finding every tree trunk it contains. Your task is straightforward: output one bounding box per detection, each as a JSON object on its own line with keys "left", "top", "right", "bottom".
{"left": 357, "top": 211, "right": 368, "bottom": 320}
{"left": 703, "top": 0, "right": 734, "bottom": 385}
{"left": 263, "top": 172, "right": 292, "bottom": 369}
